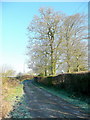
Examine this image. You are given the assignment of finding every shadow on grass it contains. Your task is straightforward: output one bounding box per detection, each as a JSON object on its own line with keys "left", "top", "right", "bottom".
{"left": 8, "top": 95, "right": 31, "bottom": 118}
{"left": 3, "top": 81, "right": 32, "bottom": 119}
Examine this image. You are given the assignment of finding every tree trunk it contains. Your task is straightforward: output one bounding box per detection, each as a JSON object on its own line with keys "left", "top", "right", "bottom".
{"left": 51, "top": 53, "right": 54, "bottom": 75}
{"left": 76, "top": 57, "right": 80, "bottom": 72}
{"left": 67, "top": 61, "right": 71, "bottom": 73}
{"left": 45, "top": 68, "right": 47, "bottom": 76}
{"left": 53, "top": 61, "right": 56, "bottom": 75}
{"left": 51, "top": 44, "right": 55, "bottom": 75}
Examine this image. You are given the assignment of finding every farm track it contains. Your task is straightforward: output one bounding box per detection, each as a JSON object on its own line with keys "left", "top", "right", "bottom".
{"left": 8, "top": 80, "right": 89, "bottom": 119}
{"left": 23, "top": 80, "right": 89, "bottom": 119}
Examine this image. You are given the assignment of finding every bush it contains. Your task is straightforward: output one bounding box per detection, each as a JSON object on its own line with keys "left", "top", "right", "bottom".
{"left": 43, "top": 76, "right": 53, "bottom": 86}
{"left": 16, "top": 75, "right": 34, "bottom": 81}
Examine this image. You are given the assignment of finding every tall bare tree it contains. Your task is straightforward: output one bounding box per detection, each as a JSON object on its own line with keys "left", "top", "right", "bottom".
{"left": 27, "top": 7, "right": 88, "bottom": 75}
{"left": 60, "top": 13, "right": 88, "bottom": 72}
{"left": 27, "top": 7, "right": 64, "bottom": 75}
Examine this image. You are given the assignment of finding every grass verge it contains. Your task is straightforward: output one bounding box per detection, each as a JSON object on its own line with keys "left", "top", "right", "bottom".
{"left": 2, "top": 82, "right": 23, "bottom": 118}
{"left": 3, "top": 84, "right": 23, "bottom": 102}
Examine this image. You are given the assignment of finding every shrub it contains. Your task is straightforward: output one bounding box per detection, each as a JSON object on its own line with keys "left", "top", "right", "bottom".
{"left": 43, "top": 76, "right": 53, "bottom": 86}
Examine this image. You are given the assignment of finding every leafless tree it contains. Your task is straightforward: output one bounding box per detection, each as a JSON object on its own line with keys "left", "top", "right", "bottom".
{"left": 27, "top": 7, "right": 88, "bottom": 75}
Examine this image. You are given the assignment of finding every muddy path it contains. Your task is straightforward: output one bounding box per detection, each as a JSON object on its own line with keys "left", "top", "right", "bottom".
{"left": 22, "top": 80, "right": 89, "bottom": 119}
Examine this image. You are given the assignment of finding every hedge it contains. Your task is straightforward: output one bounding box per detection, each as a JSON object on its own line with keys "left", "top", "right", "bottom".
{"left": 34, "top": 71, "right": 90, "bottom": 96}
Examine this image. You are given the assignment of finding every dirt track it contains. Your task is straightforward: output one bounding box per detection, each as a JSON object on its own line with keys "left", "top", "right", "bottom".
{"left": 22, "top": 80, "right": 89, "bottom": 119}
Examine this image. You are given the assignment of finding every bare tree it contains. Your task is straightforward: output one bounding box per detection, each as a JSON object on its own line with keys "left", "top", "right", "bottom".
{"left": 60, "top": 13, "right": 88, "bottom": 72}
{"left": 0, "top": 65, "right": 15, "bottom": 77}
{"left": 27, "top": 7, "right": 88, "bottom": 75}
{"left": 27, "top": 7, "right": 65, "bottom": 75}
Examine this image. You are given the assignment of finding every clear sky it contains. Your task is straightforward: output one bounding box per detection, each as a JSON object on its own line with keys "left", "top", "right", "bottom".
{"left": 1, "top": 1, "right": 88, "bottom": 73}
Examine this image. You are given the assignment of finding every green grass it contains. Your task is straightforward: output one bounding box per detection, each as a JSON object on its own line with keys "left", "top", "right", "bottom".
{"left": 3, "top": 83, "right": 32, "bottom": 118}
{"left": 2, "top": 82, "right": 24, "bottom": 118}
{"left": 4, "top": 84, "right": 23, "bottom": 103}
{"left": 33, "top": 82, "right": 89, "bottom": 113}
{"left": 9, "top": 95, "right": 32, "bottom": 118}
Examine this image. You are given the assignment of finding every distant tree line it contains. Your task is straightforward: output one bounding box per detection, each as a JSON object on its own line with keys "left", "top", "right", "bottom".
{"left": 27, "top": 7, "right": 88, "bottom": 76}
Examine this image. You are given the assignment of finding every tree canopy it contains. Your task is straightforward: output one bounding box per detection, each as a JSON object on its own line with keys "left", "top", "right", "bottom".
{"left": 27, "top": 7, "right": 88, "bottom": 76}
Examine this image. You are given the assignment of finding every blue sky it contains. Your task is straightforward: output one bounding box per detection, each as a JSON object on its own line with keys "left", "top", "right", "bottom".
{"left": 1, "top": 2, "right": 88, "bottom": 73}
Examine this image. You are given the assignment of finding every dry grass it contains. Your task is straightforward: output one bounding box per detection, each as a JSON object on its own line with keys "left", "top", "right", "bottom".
{"left": 2, "top": 100, "right": 12, "bottom": 118}
{"left": 1, "top": 77, "right": 22, "bottom": 119}
{"left": 2, "top": 82, "right": 12, "bottom": 118}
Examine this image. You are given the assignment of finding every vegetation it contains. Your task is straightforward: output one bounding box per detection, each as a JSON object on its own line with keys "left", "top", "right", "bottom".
{"left": 33, "top": 73, "right": 90, "bottom": 113}
{"left": 34, "top": 71, "right": 90, "bottom": 96}
{"left": 33, "top": 71, "right": 90, "bottom": 112}
{"left": 0, "top": 65, "right": 23, "bottom": 118}
{"left": 9, "top": 95, "right": 31, "bottom": 118}
{"left": 16, "top": 74, "right": 34, "bottom": 81}
{"left": 2, "top": 78, "right": 23, "bottom": 118}
{"left": 27, "top": 7, "right": 88, "bottom": 76}
{"left": 27, "top": 7, "right": 89, "bottom": 113}
{"left": 0, "top": 6, "right": 89, "bottom": 119}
